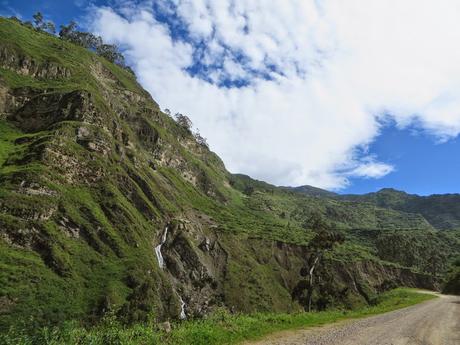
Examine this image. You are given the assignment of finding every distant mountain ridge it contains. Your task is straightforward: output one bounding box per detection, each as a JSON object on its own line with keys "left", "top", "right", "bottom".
{"left": 281, "top": 185, "right": 338, "bottom": 198}
{"left": 0, "top": 17, "right": 458, "bottom": 333}
{"left": 287, "top": 186, "right": 460, "bottom": 230}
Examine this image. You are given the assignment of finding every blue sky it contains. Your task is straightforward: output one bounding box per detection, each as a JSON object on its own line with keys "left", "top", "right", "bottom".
{"left": 3, "top": 0, "right": 460, "bottom": 196}
{"left": 0, "top": 0, "right": 90, "bottom": 25}
{"left": 344, "top": 123, "right": 460, "bottom": 195}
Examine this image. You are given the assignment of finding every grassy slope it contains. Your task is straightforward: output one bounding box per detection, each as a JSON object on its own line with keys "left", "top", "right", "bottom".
{"left": 0, "top": 289, "right": 436, "bottom": 345}
{"left": 0, "top": 16, "right": 457, "bottom": 338}
{"left": 0, "top": 17, "right": 141, "bottom": 96}
{"left": 0, "top": 17, "right": 184, "bottom": 327}
{"left": 231, "top": 176, "right": 460, "bottom": 269}
{"left": 0, "top": 18, "right": 313, "bottom": 329}
{"left": 341, "top": 188, "right": 460, "bottom": 230}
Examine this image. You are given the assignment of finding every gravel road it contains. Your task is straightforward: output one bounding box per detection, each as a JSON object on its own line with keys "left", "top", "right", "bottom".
{"left": 246, "top": 294, "right": 460, "bottom": 345}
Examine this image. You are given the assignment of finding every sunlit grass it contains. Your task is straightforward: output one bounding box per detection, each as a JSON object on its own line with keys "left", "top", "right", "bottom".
{"left": 0, "top": 288, "right": 435, "bottom": 345}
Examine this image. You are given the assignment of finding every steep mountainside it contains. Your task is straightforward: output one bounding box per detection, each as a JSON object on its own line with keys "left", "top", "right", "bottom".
{"left": 290, "top": 185, "right": 460, "bottom": 230}
{"left": 0, "top": 17, "right": 458, "bottom": 332}
{"left": 342, "top": 188, "right": 460, "bottom": 230}
{"left": 281, "top": 184, "right": 338, "bottom": 198}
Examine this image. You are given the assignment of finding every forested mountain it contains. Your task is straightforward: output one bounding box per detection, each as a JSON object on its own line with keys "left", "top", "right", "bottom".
{"left": 0, "top": 17, "right": 458, "bottom": 334}
{"left": 289, "top": 185, "right": 460, "bottom": 231}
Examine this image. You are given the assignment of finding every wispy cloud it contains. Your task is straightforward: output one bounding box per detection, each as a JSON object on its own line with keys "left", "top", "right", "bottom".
{"left": 348, "top": 161, "right": 395, "bottom": 180}
{"left": 88, "top": 0, "right": 460, "bottom": 189}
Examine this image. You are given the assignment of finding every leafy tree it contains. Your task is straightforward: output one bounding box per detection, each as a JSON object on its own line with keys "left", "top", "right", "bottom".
{"left": 32, "top": 12, "right": 44, "bottom": 29}
{"left": 124, "top": 65, "right": 136, "bottom": 76}
{"left": 31, "top": 12, "right": 56, "bottom": 34}
{"left": 194, "top": 131, "right": 209, "bottom": 148}
{"left": 303, "top": 211, "right": 329, "bottom": 232}
{"left": 60, "top": 23, "right": 100, "bottom": 49}
{"left": 96, "top": 43, "right": 125, "bottom": 65}
{"left": 71, "top": 32, "right": 100, "bottom": 49}
{"left": 59, "top": 21, "right": 78, "bottom": 40}
{"left": 299, "top": 213, "right": 344, "bottom": 311}
{"left": 44, "top": 21, "right": 56, "bottom": 34}
{"left": 19, "top": 17, "right": 133, "bottom": 74}
{"left": 243, "top": 185, "right": 255, "bottom": 196}
{"left": 174, "top": 113, "right": 193, "bottom": 132}
{"left": 442, "top": 258, "right": 460, "bottom": 295}
{"left": 425, "top": 249, "right": 447, "bottom": 277}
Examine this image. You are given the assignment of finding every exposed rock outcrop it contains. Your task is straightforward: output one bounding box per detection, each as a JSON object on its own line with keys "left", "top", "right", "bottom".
{"left": 0, "top": 46, "right": 71, "bottom": 79}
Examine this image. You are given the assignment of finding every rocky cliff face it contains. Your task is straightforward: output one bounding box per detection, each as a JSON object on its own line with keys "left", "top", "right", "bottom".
{"left": 0, "top": 18, "right": 448, "bottom": 330}
{"left": 0, "top": 45, "right": 71, "bottom": 80}
{"left": 155, "top": 219, "right": 436, "bottom": 318}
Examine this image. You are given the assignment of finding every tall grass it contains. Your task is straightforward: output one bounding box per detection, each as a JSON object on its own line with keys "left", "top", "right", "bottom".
{"left": 0, "top": 288, "right": 436, "bottom": 345}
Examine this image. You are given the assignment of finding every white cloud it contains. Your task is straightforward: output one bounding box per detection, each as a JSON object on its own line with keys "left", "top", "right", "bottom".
{"left": 348, "top": 161, "right": 395, "bottom": 179}
{"left": 88, "top": 0, "right": 460, "bottom": 189}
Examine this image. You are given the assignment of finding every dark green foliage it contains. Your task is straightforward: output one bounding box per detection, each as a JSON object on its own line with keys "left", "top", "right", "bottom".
{"left": 58, "top": 21, "right": 77, "bottom": 39}
{"left": 32, "top": 12, "right": 43, "bottom": 28}
{"left": 294, "top": 214, "right": 345, "bottom": 311}
{"left": 31, "top": 12, "right": 55, "bottom": 34}
{"left": 348, "top": 228, "right": 460, "bottom": 276}
{"left": 290, "top": 185, "right": 460, "bottom": 231}
{"left": 442, "top": 258, "right": 460, "bottom": 295}
{"left": 283, "top": 185, "right": 338, "bottom": 198}
{"left": 174, "top": 113, "right": 193, "bottom": 132}
{"left": 342, "top": 188, "right": 460, "bottom": 230}
{"left": 96, "top": 44, "right": 125, "bottom": 65}
{"left": 43, "top": 22, "right": 56, "bottom": 34}
{"left": 17, "top": 16, "right": 127, "bottom": 72}
{"left": 0, "top": 16, "right": 458, "bottom": 342}
{"left": 0, "top": 289, "right": 435, "bottom": 345}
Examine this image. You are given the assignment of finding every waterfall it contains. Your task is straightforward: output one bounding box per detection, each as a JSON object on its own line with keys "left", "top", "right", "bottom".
{"left": 155, "top": 226, "right": 168, "bottom": 269}
{"left": 154, "top": 225, "right": 187, "bottom": 320}
{"left": 178, "top": 294, "right": 187, "bottom": 319}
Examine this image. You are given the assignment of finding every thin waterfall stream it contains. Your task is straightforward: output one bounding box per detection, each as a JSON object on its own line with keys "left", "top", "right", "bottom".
{"left": 154, "top": 226, "right": 168, "bottom": 269}
{"left": 154, "top": 225, "right": 187, "bottom": 319}
{"left": 178, "top": 294, "right": 187, "bottom": 320}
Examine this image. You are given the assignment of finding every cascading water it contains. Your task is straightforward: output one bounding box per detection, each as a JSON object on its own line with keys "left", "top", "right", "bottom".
{"left": 154, "top": 225, "right": 187, "bottom": 319}
{"left": 178, "top": 294, "right": 187, "bottom": 319}
{"left": 155, "top": 226, "right": 168, "bottom": 269}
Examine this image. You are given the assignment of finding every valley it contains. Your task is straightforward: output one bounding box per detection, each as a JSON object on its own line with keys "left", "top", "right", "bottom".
{"left": 0, "top": 16, "right": 459, "bottom": 344}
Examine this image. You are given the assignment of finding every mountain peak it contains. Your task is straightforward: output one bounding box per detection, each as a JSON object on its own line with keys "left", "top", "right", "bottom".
{"left": 0, "top": 17, "right": 459, "bottom": 334}
{"left": 376, "top": 188, "right": 408, "bottom": 195}
{"left": 283, "top": 185, "right": 338, "bottom": 198}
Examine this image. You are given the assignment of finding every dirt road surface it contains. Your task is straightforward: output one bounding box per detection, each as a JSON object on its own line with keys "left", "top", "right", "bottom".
{"left": 246, "top": 294, "right": 460, "bottom": 345}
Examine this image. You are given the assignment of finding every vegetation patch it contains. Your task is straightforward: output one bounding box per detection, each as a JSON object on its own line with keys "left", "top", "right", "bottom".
{"left": 0, "top": 289, "right": 435, "bottom": 345}
{"left": 0, "top": 15, "right": 457, "bottom": 342}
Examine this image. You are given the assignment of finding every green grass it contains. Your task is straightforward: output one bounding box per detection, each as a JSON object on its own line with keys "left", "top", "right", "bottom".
{"left": 0, "top": 288, "right": 436, "bottom": 345}
{"left": 0, "top": 17, "right": 144, "bottom": 114}
{"left": 0, "top": 121, "right": 21, "bottom": 168}
{"left": 0, "top": 15, "right": 455, "bottom": 338}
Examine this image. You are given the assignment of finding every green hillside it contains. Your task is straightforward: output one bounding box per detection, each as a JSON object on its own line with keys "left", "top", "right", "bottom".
{"left": 290, "top": 185, "right": 460, "bottom": 230}
{"left": 442, "top": 258, "right": 460, "bottom": 295}
{"left": 342, "top": 188, "right": 460, "bottom": 230}
{"left": 0, "top": 17, "right": 458, "bottom": 339}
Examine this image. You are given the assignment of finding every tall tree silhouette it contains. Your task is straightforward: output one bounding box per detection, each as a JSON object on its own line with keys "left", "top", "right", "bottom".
{"left": 296, "top": 213, "right": 345, "bottom": 311}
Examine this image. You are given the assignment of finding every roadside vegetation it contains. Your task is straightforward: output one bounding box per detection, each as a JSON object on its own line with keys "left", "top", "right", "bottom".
{"left": 0, "top": 15, "right": 457, "bottom": 345}
{"left": 442, "top": 257, "right": 460, "bottom": 295}
{"left": 0, "top": 289, "right": 435, "bottom": 345}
